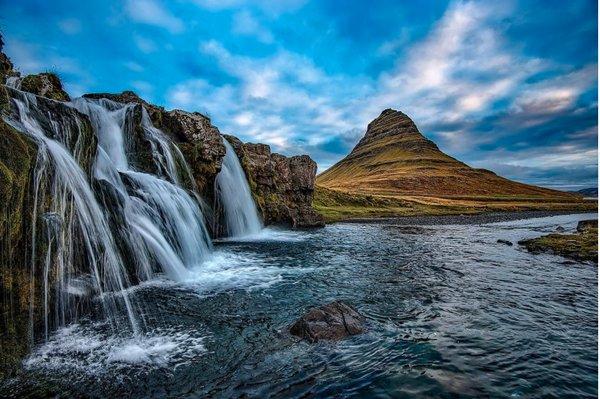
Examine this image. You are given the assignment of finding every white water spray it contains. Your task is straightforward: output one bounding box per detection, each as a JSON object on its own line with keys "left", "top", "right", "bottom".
{"left": 215, "top": 139, "right": 263, "bottom": 237}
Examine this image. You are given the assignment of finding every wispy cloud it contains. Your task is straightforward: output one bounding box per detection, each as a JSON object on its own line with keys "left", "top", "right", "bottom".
{"left": 126, "top": 0, "right": 184, "bottom": 33}
{"left": 231, "top": 10, "right": 273, "bottom": 43}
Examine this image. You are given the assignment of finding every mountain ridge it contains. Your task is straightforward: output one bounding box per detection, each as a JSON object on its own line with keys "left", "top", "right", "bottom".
{"left": 317, "top": 109, "right": 576, "bottom": 199}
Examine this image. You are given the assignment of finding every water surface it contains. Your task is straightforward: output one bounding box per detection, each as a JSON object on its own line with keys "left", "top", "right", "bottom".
{"left": 4, "top": 213, "right": 597, "bottom": 398}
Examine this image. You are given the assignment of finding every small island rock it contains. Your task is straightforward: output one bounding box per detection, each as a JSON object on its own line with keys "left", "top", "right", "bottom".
{"left": 290, "top": 301, "right": 365, "bottom": 342}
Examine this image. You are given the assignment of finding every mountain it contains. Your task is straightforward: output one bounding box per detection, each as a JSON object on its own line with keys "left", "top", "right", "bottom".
{"left": 574, "top": 187, "right": 598, "bottom": 197}
{"left": 317, "top": 109, "right": 576, "bottom": 199}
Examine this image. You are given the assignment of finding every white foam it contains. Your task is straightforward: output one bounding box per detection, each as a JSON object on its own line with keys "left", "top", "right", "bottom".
{"left": 183, "top": 250, "right": 286, "bottom": 293}
{"left": 215, "top": 227, "right": 305, "bottom": 243}
{"left": 24, "top": 323, "right": 207, "bottom": 375}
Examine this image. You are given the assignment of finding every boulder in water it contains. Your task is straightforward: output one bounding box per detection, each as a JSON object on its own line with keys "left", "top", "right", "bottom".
{"left": 290, "top": 301, "right": 365, "bottom": 342}
{"left": 555, "top": 226, "right": 566, "bottom": 233}
{"left": 497, "top": 239, "right": 513, "bottom": 246}
{"left": 577, "top": 219, "right": 597, "bottom": 233}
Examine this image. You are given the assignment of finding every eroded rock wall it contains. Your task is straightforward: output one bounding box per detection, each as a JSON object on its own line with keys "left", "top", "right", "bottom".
{"left": 224, "top": 135, "right": 324, "bottom": 228}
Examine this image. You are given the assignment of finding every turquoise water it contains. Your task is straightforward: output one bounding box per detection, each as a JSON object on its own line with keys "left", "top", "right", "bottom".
{"left": 3, "top": 213, "right": 597, "bottom": 398}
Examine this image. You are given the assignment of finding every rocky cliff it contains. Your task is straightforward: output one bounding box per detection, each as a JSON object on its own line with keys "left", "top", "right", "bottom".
{"left": 224, "top": 135, "right": 324, "bottom": 228}
{"left": 82, "top": 91, "right": 323, "bottom": 227}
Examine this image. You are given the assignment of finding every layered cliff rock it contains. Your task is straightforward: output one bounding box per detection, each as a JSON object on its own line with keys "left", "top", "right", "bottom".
{"left": 225, "top": 135, "right": 324, "bottom": 227}
{"left": 84, "top": 91, "right": 324, "bottom": 228}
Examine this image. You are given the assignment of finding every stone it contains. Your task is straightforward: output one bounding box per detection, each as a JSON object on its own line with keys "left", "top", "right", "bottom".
{"left": 290, "top": 301, "right": 365, "bottom": 342}
{"left": 555, "top": 226, "right": 566, "bottom": 233}
{"left": 497, "top": 239, "right": 513, "bottom": 246}
{"left": 20, "top": 73, "right": 71, "bottom": 101}
{"left": 577, "top": 219, "right": 597, "bottom": 233}
{"left": 224, "top": 135, "right": 325, "bottom": 228}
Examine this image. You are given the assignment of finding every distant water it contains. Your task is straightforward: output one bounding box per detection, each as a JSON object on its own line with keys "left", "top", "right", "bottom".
{"left": 2, "top": 213, "right": 597, "bottom": 398}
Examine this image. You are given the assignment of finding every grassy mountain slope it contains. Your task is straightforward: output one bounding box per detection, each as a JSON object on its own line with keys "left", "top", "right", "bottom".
{"left": 315, "top": 109, "right": 594, "bottom": 221}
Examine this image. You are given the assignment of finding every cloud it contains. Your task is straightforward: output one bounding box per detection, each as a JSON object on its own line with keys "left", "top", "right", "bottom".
{"left": 166, "top": 40, "right": 365, "bottom": 150}
{"left": 58, "top": 18, "right": 82, "bottom": 35}
{"left": 126, "top": 0, "right": 184, "bottom": 33}
{"left": 133, "top": 35, "right": 158, "bottom": 54}
{"left": 190, "top": 0, "right": 308, "bottom": 15}
{"left": 512, "top": 65, "right": 597, "bottom": 117}
{"left": 232, "top": 10, "right": 273, "bottom": 43}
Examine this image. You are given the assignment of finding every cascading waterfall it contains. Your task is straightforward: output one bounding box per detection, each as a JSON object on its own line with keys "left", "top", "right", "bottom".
{"left": 6, "top": 91, "right": 140, "bottom": 339}
{"left": 215, "top": 139, "right": 263, "bottom": 237}
{"left": 4, "top": 89, "right": 214, "bottom": 342}
{"left": 73, "top": 98, "right": 213, "bottom": 281}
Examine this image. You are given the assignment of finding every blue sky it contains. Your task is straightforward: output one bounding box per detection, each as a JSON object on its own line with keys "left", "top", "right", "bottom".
{"left": 1, "top": 0, "right": 597, "bottom": 190}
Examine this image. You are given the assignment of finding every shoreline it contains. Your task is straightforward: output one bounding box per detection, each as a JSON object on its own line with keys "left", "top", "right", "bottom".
{"left": 332, "top": 209, "right": 598, "bottom": 226}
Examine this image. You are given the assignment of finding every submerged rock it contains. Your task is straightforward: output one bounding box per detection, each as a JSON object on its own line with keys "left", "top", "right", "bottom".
{"left": 555, "top": 226, "right": 566, "bottom": 233}
{"left": 497, "top": 239, "right": 513, "bottom": 246}
{"left": 290, "top": 301, "right": 365, "bottom": 342}
{"left": 577, "top": 219, "right": 597, "bottom": 233}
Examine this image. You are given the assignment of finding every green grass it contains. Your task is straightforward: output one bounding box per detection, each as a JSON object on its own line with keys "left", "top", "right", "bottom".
{"left": 519, "top": 226, "right": 598, "bottom": 263}
{"left": 313, "top": 185, "right": 597, "bottom": 223}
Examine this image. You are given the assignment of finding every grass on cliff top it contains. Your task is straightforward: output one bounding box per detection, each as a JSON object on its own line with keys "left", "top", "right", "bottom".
{"left": 313, "top": 185, "right": 598, "bottom": 223}
{"left": 519, "top": 225, "right": 598, "bottom": 263}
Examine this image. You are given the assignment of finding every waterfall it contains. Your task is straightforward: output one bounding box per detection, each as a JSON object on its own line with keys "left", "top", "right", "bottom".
{"left": 72, "top": 98, "right": 213, "bottom": 279}
{"left": 6, "top": 91, "right": 141, "bottom": 338}
{"left": 215, "top": 139, "right": 262, "bottom": 237}
{"left": 4, "top": 89, "right": 214, "bottom": 341}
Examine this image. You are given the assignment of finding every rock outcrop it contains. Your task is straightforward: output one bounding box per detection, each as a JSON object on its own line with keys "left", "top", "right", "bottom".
{"left": 21, "top": 73, "right": 70, "bottom": 102}
{"left": 577, "top": 219, "right": 597, "bottom": 233}
{"left": 519, "top": 220, "right": 598, "bottom": 263}
{"left": 290, "top": 301, "right": 366, "bottom": 342}
{"left": 224, "top": 135, "right": 324, "bottom": 228}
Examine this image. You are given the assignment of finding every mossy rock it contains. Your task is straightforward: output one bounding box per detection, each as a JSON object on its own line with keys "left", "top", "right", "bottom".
{"left": 20, "top": 73, "right": 70, "bottom": 102}
{"left": 0, "top": 120, "right": 38, "bottom": 380}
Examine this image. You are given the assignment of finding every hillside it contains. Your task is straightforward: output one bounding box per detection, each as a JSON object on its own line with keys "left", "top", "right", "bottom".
{"left": 315, "top": 109, "right": 594, "bottom": 221}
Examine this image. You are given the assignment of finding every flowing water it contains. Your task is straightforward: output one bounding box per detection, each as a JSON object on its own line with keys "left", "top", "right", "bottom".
{"left": 215, "top": 139, "right": 263, "bottom": 238}
{"left": 2, "top": 213, "right": 596, "bottom": 398}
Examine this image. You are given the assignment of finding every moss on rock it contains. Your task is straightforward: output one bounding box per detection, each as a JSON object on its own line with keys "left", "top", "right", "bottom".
{"left": 21, "top": 73, "right": 70, "bottom": 102}
{"left": 519, "top": 221, "right": 598, "bottom": 263}
{"left": 0, "top": 120, "right": 38, "bottom": 379}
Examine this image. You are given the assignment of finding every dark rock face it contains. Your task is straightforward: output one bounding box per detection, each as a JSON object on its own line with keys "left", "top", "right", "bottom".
{"left": 21, "top": 73, "right": 70, "bottom": 102}
{"left": 224, "top": 135, "right": 324, "bottom": 228}
{"left": 577, "top": 219, "right": 597, "bottom": 233}
{"left": 0, "top": 35, "right": 17, "bottom": 85}
{"left": 84, "top": 91, "right": 225, "bottom": 196}
{"left": 497, "top": 239, "right": 513, "bottom": 246}
{"left": 290, "top": 301, "right": 365, "bottom": 342}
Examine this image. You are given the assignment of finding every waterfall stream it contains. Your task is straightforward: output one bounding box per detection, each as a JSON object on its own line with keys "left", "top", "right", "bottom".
{"left": 4, "top": 90, "right": 218, "bottom": 340}
{"left": 215, "top": 139, "right": 263, "bottom": 237}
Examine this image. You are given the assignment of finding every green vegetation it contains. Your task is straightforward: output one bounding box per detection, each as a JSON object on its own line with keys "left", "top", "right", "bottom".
{"left": 313, "top": 185, "right": 597, "bottom": 223}
{"left": 0, "top": 120, "right": 38, "bottom": 380}
{"left": 519, "top": 222, "right": 598, "bottom": 263}
{"left": 20, "top": 73, "right": 70, "bottom": 102}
